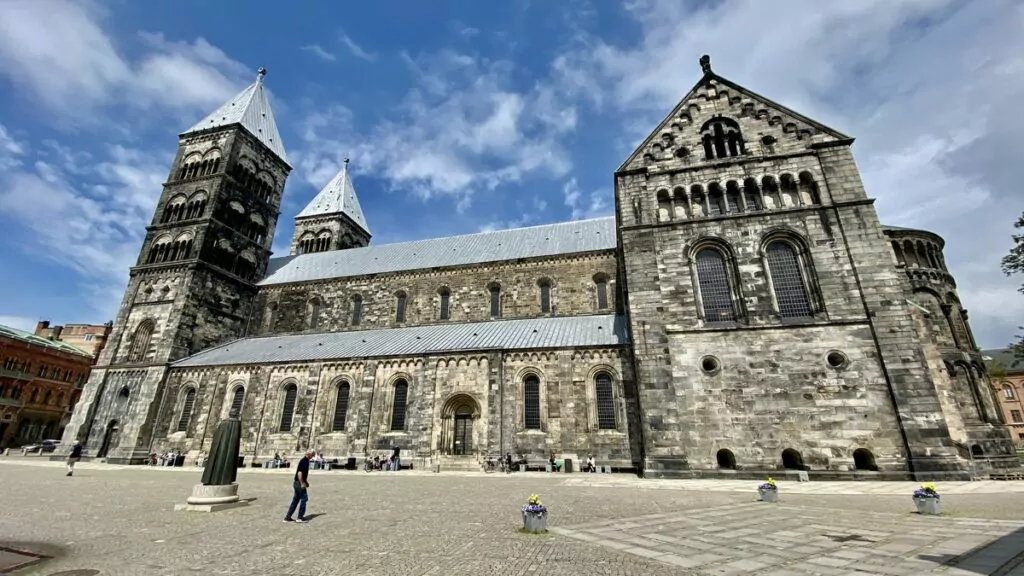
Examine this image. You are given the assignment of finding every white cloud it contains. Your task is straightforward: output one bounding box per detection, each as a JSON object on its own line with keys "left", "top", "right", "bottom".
{"left": 563, "top": 178, "right": 612, "bottom": 221}
{"left": 0, "top": 315, "right": 39, "bottom": 332}
{"left": 556, "top": 0, "right": 1024, "bottom": 348}
{"left": 340, "top": 34, "right": 376, "bottom": 62}
{"left": 297, "top": 50, "right": 579, "bottom": 210}
{"left": 0, "top": 0, "right": 250, "bottom": 127}
{"left": 301, "top": 44, "right": 337, "bottom": 62}
{"left": 0, "top": 123, "right": 24, "bottom": 170}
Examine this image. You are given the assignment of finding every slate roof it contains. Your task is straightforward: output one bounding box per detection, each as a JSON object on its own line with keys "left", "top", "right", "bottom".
{"left": 982, "top": 348, "right": 1024, "bottom": 374}
{"left": 0, "top": 324, "right": 95, "bottom": 359}
{"left": 260, "top": 216, "right": 617, "bottom": 286}
{"left": 173, "top": 314, "right": 628, "bottom": 368}
{"left": 183, "top": 68, "right": 289, "bottom": 165}
{"left": 295, "top": 160, "right": 370, "bottom": 235}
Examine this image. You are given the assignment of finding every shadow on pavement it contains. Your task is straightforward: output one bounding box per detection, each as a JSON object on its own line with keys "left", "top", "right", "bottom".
{"left": 0, "top": 541, "right": 65, "bottom": 573}
{"left": 918, "top": 525, "right": 1024, "bottom": 574}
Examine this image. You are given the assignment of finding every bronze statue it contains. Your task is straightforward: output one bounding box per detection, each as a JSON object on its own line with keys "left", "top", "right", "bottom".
{"left": 201, "top": 408, "right": 242, "bottom": 486}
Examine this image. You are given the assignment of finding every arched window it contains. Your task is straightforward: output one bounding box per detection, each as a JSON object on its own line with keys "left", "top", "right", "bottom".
{"left": 351, "top": 295, "right": 363, "bottom": 326}
{"left": 523, "top": 375, "right": 541, "bottom": 430}
{"left": 279, "top": 384, "right": 297, "bottom": 432}
{"left": 439, "top": 288, "right": 451, "bottom": 321}
{"left": 1003, "top": 385, "right": 1015, "bottom": 400}
{"left": 177, "top": 387, "right": 196, "bottom": 432}
{"left": 264, "top": 303, "right": 278, "bottom": 332}
{"left": 395, "top": 292, "right": 407, "bottom": 323}
{"left": 538, "top": 280, "right": 551, "bottom": 314}
{"left": 594, "top": 372, "right": 616, "bottom": 430}
{"left": 765, "top": 241, "right": 812, "bottom": 318}
{"left": 332, "top": 382, "right": 350, "bottom": 432}
{"left": 489, "top": 284, "right": 501, "bottom": 318}
{"left": 308, "top": 298, "right": 322, "bottom": 329}
{"left": 595, "top": 276, "right": 609, "bottom": 310}
{"left": 390, "top": 379, "right": 408, "bottom": 431}
{"left": 127, "top": 320, "right": 154, "bottom": 363}
{"left": 230, "top": 386, "right": 245, "bottom": 415}
{"left": 700, "top": 117, "right": 745, "bottom": 160}
{"left": 695, "top": 248, "right": 736, "bottom": 322}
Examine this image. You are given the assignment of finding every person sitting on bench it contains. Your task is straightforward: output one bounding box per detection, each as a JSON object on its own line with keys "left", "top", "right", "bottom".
{"left": 583, "top": 454, "right": 597, "bottom": 473}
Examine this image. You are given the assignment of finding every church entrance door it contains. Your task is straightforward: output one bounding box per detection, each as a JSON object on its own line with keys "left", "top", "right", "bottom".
{"left": 98, "top": 420, "right": 119, "bottom": 458}
{"left": 439, "top": 394, "right": 480, "bottom": 457}
{"left": 453, "top": 406, "right": 473, "bottom": 455}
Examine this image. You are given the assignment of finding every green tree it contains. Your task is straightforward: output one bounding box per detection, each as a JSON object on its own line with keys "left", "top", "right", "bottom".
{"left": 1001, "top": 211, "right": 1024, "bottom": 356}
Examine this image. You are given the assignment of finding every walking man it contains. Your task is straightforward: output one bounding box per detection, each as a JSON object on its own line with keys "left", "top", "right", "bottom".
{"left": 284, "top": 450, "right": 314, "bottom": 523}
{"left": 66, "top": 440, "right": 83, "bottom": 477}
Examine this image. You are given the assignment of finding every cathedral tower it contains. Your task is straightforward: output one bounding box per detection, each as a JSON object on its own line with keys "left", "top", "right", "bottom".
{"left": 61, "top": 68, "right": 291, "bottom": 463}
{"left": 289, "top": 158, "right": 371, "bottom": 254}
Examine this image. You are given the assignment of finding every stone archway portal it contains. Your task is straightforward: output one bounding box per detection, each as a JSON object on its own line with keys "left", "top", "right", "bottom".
{"left": 441, "top": 395, "right": 479, "bottom": 457}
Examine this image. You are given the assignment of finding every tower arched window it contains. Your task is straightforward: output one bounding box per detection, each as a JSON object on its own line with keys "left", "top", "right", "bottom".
{"left": 523, "top": 375, "right": 541, "bottom": 430}
{"left": 395, "top": 292, "right": 407, "bottom": 323}
{"left": 279, "top": 383, "right": 297, "bottom": 432}
{"left": 538, "top": 280, "right": 552, "bottom": 314}
{"left": 332, "top": 382, "right": 350, "bottom": 431}
{"left": 351, "top": 295, "right": 363, "bottom": 326}
{"left": 700, "top": 117, "right": 745, "bottom": 161}
{"left": 595, "top": 372, "right": 616, "bottom": 430}
{"left": 127, "top": 320, "right": 155, "bottom": 363}
{"left": 439, "top": 288, "right": 451, "bottom": 321}
{"left": 594, "top": 275, "right": 609, "bottom": 310}
{"left": 489, "top": 284, "right": 501, "bottom": 318}
{"left": 176, "top": 387, "right": 196, "bottom": 433}
{"left": 390, "top": 379, "right": 408, "bottom": 431}
{"left": 308, "top": 298, "right": 322, "bottom": 329}
{"left": 765, "top": 241, "right": 813, "bottom": 319}
{"left": 694, "top": 248, "right": 737, "bottom": 322}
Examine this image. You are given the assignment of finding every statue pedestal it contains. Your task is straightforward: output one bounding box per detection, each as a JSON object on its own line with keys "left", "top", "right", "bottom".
{"left": 174, "top": 483, "right": 249, "bottom": 513}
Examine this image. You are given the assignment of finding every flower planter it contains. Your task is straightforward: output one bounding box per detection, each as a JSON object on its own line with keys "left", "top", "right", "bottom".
{"left": 522, "top": 509, "right": 548, "bottom": 533}
{"left": 759, "top": 489, "right": 778, "bottom": 503}
{"left": 913, "top": 496, "right": 940, "bottom": 515}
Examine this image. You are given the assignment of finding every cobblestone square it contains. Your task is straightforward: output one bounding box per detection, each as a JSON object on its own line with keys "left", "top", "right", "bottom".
{"left": 3, "top": 460, "right": 1024, "bottom": 575}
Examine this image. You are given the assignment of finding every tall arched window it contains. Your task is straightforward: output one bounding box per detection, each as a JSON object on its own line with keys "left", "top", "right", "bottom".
{"left": 439, "top": 288, "right": 451, "bottom": 321}
{"left": 595, "top": 372, "right": 616, "bottom": 430}
{"left": 765, "top": 241, "right": 812, "bottom": 318}
{"left": 390, "top": 379, "right": 408, "bottom": 431}
{"left": 332, "top": 382, "right": 350, "bottom": 431}
{"left": 351, "top": 295, "right": 363, "bottom": 326}
{"left": 279, "top": 384, "right": 298, "bottom": 432}
{"left": 177, "top": 387, "right": 196, "bottom": 433}
{"left": 695, "top": 249, "right": 736, "bottom": 322}
{"left": 308, "top": 298, "right": 322, "bottom": 329}
{"left": 1003, "top": 385, "right": 1015, "bottom": 400}
{"left": 395, "top": 292, "right": 407, "bottom": 323}
{"left": 489, "top": 284, "right": 501, "bottom": 318}
{"left": 127, "top": 320, "right": 155, "bottom": 362}
{"left": 595, "top": 276, "right": 609, "bottom": 310}
{"left": 538, "top": 280, "right": 552, "bottom": 314}
{"left": 230, "top": 386, "right": 245, "bottom": 415}
{"left": 523, "top": 375, "right": 541, "bottom": 430}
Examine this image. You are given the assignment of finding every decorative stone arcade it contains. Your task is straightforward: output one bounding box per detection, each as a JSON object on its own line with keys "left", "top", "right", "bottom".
{"left": 438, "top": 394, "right": 481, "bottom": 457}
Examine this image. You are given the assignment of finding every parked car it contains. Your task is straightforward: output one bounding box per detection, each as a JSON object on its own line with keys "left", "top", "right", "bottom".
{"left": 22, "top": 439, "right": 61, "bottom": 454}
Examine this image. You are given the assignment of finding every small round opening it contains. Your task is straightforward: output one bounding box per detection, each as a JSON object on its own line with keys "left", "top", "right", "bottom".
{"left": 761, "top": 134, "right": 777, "bottom": 145}
{"left": 825, "top": 351, "right": 848, "bottom": 369}
{"left": 700, "top": 355, "right": 721, "bottom": 375}
{"left": 674, "top": 146, "right": 690, "bottom": 158}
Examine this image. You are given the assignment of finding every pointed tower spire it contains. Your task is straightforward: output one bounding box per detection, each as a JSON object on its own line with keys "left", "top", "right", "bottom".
{"left": 183, "top": 66, "right": 288, "bottom": 166}
{"left": 290, "top": 157, "right": 371, "bottom": 255}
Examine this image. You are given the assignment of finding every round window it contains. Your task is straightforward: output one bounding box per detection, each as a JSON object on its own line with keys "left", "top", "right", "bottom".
{"left": 826, "top": 351, "right": 849, "bottom": 369}
{"left": 700, "top": 355, "right": 721, "bottom": 375}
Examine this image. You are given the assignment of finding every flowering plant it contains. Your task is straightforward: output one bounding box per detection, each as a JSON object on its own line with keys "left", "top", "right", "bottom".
{"left": 913, "top": 482, "right": 939, "bottom": 500}
{"left": 522, "top": 493, "right": 547, "bottom": 514}
{"left": 758, "top": 477, "right": 778, "bottom": 491}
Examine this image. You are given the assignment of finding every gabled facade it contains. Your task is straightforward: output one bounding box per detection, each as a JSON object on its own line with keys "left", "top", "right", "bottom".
{"left": 62, "top": 58, "right": 1016, "bottom": 479}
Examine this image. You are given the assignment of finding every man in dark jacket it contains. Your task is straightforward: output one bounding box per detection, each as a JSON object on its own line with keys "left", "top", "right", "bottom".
{"left": 66, "top": 441, "right": 83, "bottom": 477}
{"left": 284, "top": 450, "right": 315, "bottom": 523}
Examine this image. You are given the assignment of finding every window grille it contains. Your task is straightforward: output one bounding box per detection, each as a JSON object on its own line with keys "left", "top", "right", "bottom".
{"left": 390, "top": 380, "right": 408, "bottom": 431}
{"left": 726, "top": 191, "right": 741, "bottom": 213}
{"left": 696, "top": 249, "right": 736, "bottom": 322}
{"left": 766, "top": 242, "right": 812, "bottom": 318}
{"left": 230, "top": 387, "right": 245, "bottom": 414}
{"left": 395, "top": 294, "right": 407, "bottom": 323}
{"left": 176, "top": 388, "right": 196, "bottom": 432}
{"left": 280, "top": 385, "right": 297, "bottom": 432}
{"left": 332, "top": 383, "right": 350, "bottom": 431}
{"left": 595, "top": 373, "right": 616, "bottom": 430}
{"left": 524, "top": 376, "right": 541, "bottom": 429}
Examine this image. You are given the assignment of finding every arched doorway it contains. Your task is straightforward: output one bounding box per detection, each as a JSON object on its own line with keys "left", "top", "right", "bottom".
{"left": 439, "top": 394, "right": 480, "bottom": 456}
{"left": 98, "top": 420, "right": 119, "bottom": 458}
{"left": 716, "top": 449, "right": 736, "bottom": 470}
{"left": 853, "top": 448, "right": 877, "bottom": 471}
{"left": 781, "top": 448, "right": 804, "bottom": 470}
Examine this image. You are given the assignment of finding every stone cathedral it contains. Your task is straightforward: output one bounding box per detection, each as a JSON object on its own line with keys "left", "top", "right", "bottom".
{"left": 61, "top": 57, "right": 1017, "bottom": 480}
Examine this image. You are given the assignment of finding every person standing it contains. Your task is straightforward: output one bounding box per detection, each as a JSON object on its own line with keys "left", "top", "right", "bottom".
{"left": 66, "top": 441, "right": 83, "bottom": 477}
{"left": 284, "top": 450, "right": 314, "bottom": 523}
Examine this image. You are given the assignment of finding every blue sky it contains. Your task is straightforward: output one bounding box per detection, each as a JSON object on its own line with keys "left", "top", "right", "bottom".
{"left": 0, "top": 0, "right": 1022, "bottom": 349}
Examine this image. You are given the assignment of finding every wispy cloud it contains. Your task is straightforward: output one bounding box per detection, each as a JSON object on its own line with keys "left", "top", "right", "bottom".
{"left": 0, "top": 315, "right": 39, "bottom": 332}
{"left": 340, "top": 33, "right": 376, "bottom": 62}
{"left": 301, "top": 43, "right": 337, "bottom": 62}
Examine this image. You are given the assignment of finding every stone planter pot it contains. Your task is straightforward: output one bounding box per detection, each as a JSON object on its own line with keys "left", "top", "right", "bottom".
{"left": 913, "top": 496, "right": 940, "bottom": 515}
{"left": 522, "top": 509, "right": 548, "bottom": 533}
{"left": 759, "top": 489, "right": 778, "bottom": 503}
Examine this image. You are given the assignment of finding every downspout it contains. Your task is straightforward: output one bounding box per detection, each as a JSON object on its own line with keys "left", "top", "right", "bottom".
{"left": 498, "top": 352, "right": 505, "bottom": 457}
{"left": 252, "top": 367, "right": 269, "bottom": 461}
{"left": 820, "top": 168, "right": 915, "bottom": 476}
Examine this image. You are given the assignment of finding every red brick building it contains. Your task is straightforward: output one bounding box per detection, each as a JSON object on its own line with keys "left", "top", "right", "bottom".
{"left": 34, "top": 320, "right": 112, "bottom": 359}
{"left": 0, "top": 324, "right": 96, "bottom": 448}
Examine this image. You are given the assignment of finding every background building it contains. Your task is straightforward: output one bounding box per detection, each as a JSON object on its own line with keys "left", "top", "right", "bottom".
{"left": 62, "top": 58, "right": 1017, "bottom": 480}
{"left": 984, "top": 348, "right": 1024, "bottom": 446}
{"left": 34, "top": 320, "right": 112, "bottom": 359}
{"left": 0, "top": 324, "right": 95, "bottom": 448}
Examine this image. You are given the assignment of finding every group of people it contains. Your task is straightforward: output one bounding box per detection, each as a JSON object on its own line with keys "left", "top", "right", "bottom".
{"left": 365, "top": 448, "right": 402, "bottom": 472}
{"left": 149, "top": 451, "right": 184, "bottom": 467}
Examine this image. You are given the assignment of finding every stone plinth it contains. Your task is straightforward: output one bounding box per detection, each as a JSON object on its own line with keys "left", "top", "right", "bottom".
{"left": 174, "top": 483, "right": 249, "bottom": 513}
